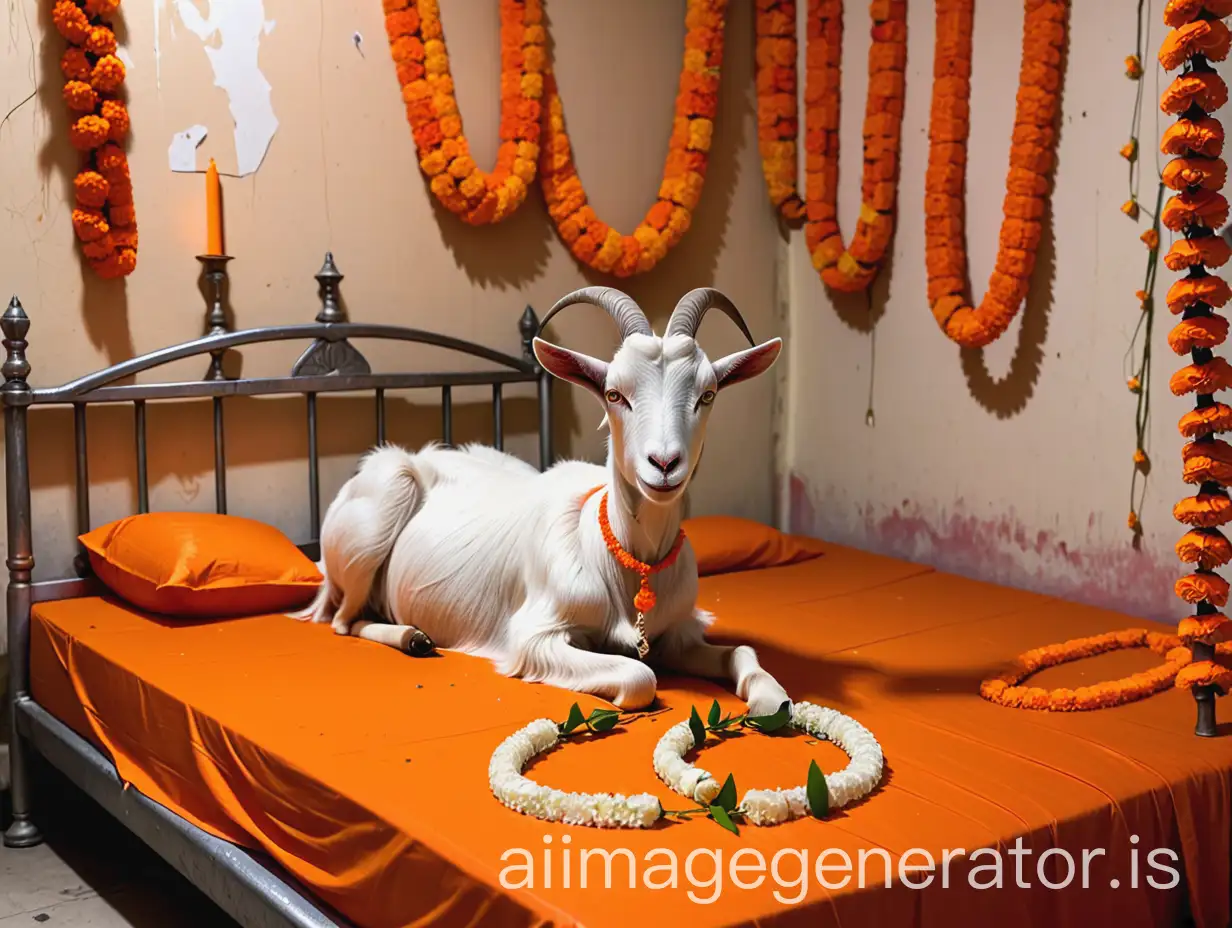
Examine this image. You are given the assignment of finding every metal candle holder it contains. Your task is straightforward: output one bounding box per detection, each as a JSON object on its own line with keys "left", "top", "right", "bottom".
{"left": 196, "top": 254, "right": 233, "bottom": 381}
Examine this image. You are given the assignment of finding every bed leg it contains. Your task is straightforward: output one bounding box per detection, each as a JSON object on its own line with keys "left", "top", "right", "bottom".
{"left": 2, "top": 299, "right": 41, "bottom": 848}
{"left": 1194, "top": 684, "right": 1218, "bottom": 738}
{"left": 4, "top": 726, "right": 41, "bottom": 848}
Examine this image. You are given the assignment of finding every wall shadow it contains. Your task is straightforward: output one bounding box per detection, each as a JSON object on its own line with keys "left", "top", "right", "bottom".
{"left": 959, "top": 4, "right": 1072, "bottom": 419}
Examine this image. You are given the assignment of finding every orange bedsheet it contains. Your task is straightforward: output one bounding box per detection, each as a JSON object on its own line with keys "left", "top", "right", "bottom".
{"left": 28, "top": 542, "right": 1232, "bottom": 928}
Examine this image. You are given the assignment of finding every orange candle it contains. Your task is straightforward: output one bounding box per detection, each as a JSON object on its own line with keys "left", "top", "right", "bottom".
{"left": 205, "top": 158, "right": 223, "bottom": 256}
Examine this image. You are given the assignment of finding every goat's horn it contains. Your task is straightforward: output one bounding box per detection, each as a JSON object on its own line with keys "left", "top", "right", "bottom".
{"left": 537, "top": 287, "right": 652, "bottom": 342}
{"left": 665, "top": 288, "right": 756, "bottom": 346}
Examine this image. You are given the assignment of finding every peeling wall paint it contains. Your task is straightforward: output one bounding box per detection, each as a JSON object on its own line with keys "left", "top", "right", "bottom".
{"left": 159, "top": 0, "right": 278, "bottom": 175}
{"left": 788, "top": 472, "right": 1182, "bottom": 623}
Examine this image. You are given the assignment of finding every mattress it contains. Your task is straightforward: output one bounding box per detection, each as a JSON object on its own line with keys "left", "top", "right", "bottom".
{"left": 28, "top": 542, "right": 1232, "bottom": 928}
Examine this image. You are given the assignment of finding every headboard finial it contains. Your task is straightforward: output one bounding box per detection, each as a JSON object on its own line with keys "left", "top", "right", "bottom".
{"left": 519, "top": 304, "right": 539, "bottom": 363}
{"left": 315, "top": 252, "right": 345, "bottom": 324}
{"left": 2, "top": 296, "right": 32, "bottom": 394}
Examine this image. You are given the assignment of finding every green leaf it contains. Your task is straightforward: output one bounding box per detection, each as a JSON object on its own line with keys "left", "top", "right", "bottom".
{"left": 709, "top": 804, "right": 739, "bottom": 835}
{"left": 806, "top": 759, "right": 830, "bottom": 819}
{"left": 745, "top": 700, "right": 792, "bottom": 733}
{"left": 689, "top": 706, "right": 706, "bottom": 748}
{"left": 586, "top": 708, "right": 621, "bottom": 732}
{"left": 710, "top": 713, "right": 744, "bottom": 731}
{"left": 559, "top": 703, "right": 586, "bottom": 735}
{"left": 707, "top": 700, "right": 721, "bottom": 728}
{"left": 714, "top": 773, "right": 737, "bottom": 812}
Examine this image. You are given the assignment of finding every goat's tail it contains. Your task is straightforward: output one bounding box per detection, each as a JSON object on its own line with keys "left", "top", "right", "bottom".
{"left": 289, "top": 445, "right": 431, "bottom": 630}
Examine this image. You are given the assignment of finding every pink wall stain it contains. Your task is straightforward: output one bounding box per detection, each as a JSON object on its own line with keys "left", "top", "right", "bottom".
{"left": 788, "top": 470, "right": 1182, "bottom": 623}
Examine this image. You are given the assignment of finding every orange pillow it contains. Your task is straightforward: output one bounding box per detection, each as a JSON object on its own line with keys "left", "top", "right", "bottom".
{"left": 683, "top": 515, "right": 827, "bottom": 576}
{"left": 80, "top": 512, "right": 323, "bottom": 618}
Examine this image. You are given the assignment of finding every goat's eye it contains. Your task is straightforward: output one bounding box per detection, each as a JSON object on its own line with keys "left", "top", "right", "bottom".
{"left": 604, "top": 389, "right": 624, "bottom": 405}
{"left": 699, "top": 390, "right": 716, "bottom": 406}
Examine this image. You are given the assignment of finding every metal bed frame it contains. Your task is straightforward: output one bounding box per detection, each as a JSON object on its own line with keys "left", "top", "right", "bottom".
{"left": 1, "top": 252, "right": 555, "bottom": 928}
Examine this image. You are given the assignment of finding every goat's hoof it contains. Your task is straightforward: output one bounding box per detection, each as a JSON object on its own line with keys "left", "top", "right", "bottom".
{"left": 402, "top": 628, "right": 436, "bottom": 657}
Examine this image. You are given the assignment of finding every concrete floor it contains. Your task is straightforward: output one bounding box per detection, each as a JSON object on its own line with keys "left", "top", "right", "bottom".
{"left": 0, "top": 759, "right": 238, "bottom": 927}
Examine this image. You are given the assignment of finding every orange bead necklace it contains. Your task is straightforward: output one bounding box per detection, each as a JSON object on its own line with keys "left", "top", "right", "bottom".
{"left": 597, "top": 491, "right": 686, "bottom": 659}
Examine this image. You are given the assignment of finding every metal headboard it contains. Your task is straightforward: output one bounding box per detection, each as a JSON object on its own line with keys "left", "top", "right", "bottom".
{"left": 1, "top": 250, "right": 554, "bottom": 732}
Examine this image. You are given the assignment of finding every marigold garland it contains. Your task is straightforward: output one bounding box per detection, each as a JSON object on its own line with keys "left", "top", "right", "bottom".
{"left": 1161, "top": 0, "right": 1232, "bottom": 717}
{"left": 53, "top": 0, "right": 136, "bottom": 278}
{"left": 753, "top": 0, "right": 804, "bottom": 223}
{"left": 537, "top": 0, "right": 727, "bottom": 276}
{"left": 384, "top": 0, "right": 543, "bottom": 225}
{"left": 924, "top": 0, "right": 1069, "bottom": 348}
{"left": 980, "top": 629, "right": 1202, "bottom": 711}
{"left": 752, "top": 0, "right": 908, "bottom": 292}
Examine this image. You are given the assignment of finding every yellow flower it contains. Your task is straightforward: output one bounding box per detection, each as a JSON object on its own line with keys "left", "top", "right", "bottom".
{"left": 687, "top": 118, "right": 713, "bottom": 152}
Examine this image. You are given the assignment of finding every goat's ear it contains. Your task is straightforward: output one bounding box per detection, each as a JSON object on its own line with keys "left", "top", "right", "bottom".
{"left": 712, "top": 338, "right": 782, "bottom": 391}
{"left": 533, "top": 338, "right": 609, "bottom": 397}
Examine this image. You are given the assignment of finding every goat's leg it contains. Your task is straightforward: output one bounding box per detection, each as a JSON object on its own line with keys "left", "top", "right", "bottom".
{"left": 349, "top": 619, "right": 436, "bottom": 656}
{"left": 505, "top": 631, "right": 658, "bottom": 710}
{"left": 651, "top": 611, "right": 790, "bottom": 717}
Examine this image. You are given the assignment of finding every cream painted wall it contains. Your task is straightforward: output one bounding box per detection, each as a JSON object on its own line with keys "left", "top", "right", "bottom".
{"left": 782, "top": 2, "right": 1207, "bottom": 622}
{"left": 0, "top": 0, "right": 783, "bottom": 617}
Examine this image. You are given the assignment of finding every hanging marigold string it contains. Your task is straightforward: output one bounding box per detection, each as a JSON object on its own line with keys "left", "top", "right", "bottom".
{"left": 753, "top": 0, "right": 908, "bottom": 292}
{"left": 924, "top": 0, "right": 1068, "bottom": 348}
{"left": 384, "top": 0, "right": 544, "bottom": 225}
{"left": 53, "top": 0, "right": 137, "bottom": 279}
{"left": 537, "top": 0, "right": 727, "bottom": 276}
{"left": 753, "top": 0, "right": 804, "bottom": 223}
{"left": 1161, "top": 0, "right": 1232, "bottom": 730}
{"left": 1124, "top": 0, "right": 1167, "bottom": 538}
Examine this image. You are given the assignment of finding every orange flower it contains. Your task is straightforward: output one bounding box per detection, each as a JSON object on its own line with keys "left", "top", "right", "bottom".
{"left": 73, "top": 172, "right": 109, "bottom": 209}
{"left": 1161, "top": 189, "right": 1229, "bottom": 232}
{"left": 1122, "top": 198, "right": 1140, "bottom": 219}
{"left": 1141, "top": 228, "right": 1159, "bottom": 250}
{"left": 1161, "top": 70, "right": 1229, "bottom": 114}
{"left": 1170, "top": 357, "right": 1232, "bottom": 396}
{"left": 1164, "top": 0, "right": 1232, "bottom": 27}
{"left": 1178, "top": 613, "right": 1230, "bottom": 643}
{"left": 1158, "top": 19, "right": 1231, "bottom": 71}
{"left": 85, "top": 0, "right": 121, "bottom": 14}
{"left": 60, "top": 48, "right": 91, "bottom": 81}
{"left": 69, "top": 115, "right": 110, "bottom": 151}
{"left": 1165, "top": 236, "right": 1232, "bottom": 272}
{"left": 1134, "top": 448, "right": 1149, "bottom": 466}
{"left": 1176, "top": 529, "right": 1232, "bottom": 569}
{"left": 1177, "top": 571, "right": 1231, "bottom": 606}
{"left": 1163, "top": 156, "right": 1227, "bottom": 191}
{"left": 1120, "top": 139, "right": 1138, "bottom": 161}
{"left": 52, "top": 1, "right": 90, "bottom": 44}
{"left": 100, "top": 100, "right": 129, "bottom": 141}
{"left": 90, "top": 55, "right": 126, "bottom": 93}
{"left": 1128, "top": 375, "right": 1142, "bottom": 393}
{"left": 1180, "top": 403, "right": 1232, "bottom": 439}
{"left": 1169, "top": 314, "right": 1230, "bottom": 354}
{"left": 85, "top": 25, "right": 117, "bottom": 56}
{"left": 1128, "top": 510, "right": 1141, "bottom": 531}
{"left": 1159, "top": 116, "right": 1225, "bottom": 157}
{"left": 1175, "top": 493, "right": 1232, "bottom": 528}
{"left": 62, "top": 81, "right": 98, "bottom": 113}
{"left": 1166, "top": 275, "right": 1232, "bottom": 313}
{"left": 71, "top": 208, "right": 109, "bottom": 243}
{"left": 1125, "top": 54, "right": 1143, "bottom": 79}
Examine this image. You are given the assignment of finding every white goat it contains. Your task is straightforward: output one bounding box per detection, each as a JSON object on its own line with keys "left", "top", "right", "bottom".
{"left": 295, "top": 287, "right": 790, "bottom": 716}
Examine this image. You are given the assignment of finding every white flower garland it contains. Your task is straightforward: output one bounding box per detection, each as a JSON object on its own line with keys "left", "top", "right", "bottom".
{"left": 488, "top": 716, "right": 662, "bottom": 828}
{"left": 653, "top": 701, "right": 884, "bottom": 825}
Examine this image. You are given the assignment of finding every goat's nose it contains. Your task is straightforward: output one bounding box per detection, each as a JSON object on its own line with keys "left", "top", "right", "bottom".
{"left": 648, "top": 452, "right": 681, "bottom": 475}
